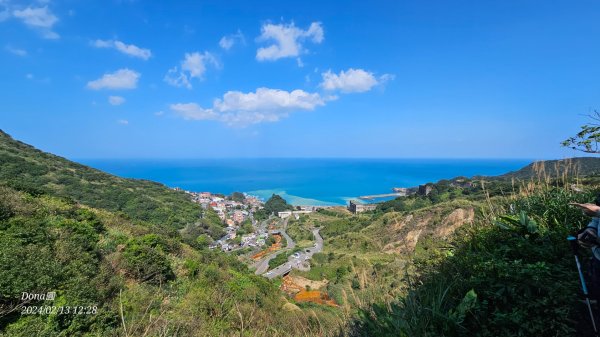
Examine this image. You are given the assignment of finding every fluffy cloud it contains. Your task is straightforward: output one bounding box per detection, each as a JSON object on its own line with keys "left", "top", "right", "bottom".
{"left": 93, "top": 39, "right": 152, "bottom": 60}
{"left": 12, "top": 6, "right": 59, "bottom": 39}
{"left": 219, "top": 36, "right": 234, "bottom": 50}
{"left": 256, "top": 21, "right": 323, "bottom": 62}
{"left": 108, "top": 95, "right": 125, "bottom": 106}
{"left": 171, "top": 87, "right": 327, "bottom": 127}
{"left": 164, "top": 52, "right": 218, "bottom": 89}
{"left": 171, "top": 103, "right": 219, "bottom": 121}
{"left": 320, "top": 68, "right": 394, "bottom": 93}
{"left": 219, "top": 30, "right": 245, "bottom": 50}
{"left": 5, "top": 45, "right": 26, "bottom": 56}
{"left": 87, "top": 69, "right": 140, "bottom": 90}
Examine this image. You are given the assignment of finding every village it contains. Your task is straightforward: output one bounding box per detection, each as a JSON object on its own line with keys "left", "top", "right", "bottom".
{"left": 175, "top": 184, "right": 438, "bottom": 254}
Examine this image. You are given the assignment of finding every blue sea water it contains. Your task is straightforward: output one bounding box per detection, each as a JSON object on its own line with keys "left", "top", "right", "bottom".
{"left": 80, "top": 158, "right": 531, "bottom": 206}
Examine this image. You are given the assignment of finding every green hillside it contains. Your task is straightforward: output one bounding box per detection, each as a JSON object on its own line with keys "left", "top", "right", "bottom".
{"left": 3, "top": 129, "right": 600, "bottom": 336}
{"left": 0, "top": 130, "right": 200, "bottom": 229}
{"left": 0, "top": 132, "right": 343, "bottom": 336}
{"left": 499, "top": 157, "right": 600, "bottom": 179}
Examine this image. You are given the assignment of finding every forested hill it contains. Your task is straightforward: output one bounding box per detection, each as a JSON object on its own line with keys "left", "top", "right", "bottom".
{"left": 498, "top": 157, "right": 600, "bottom": 180}
{"left": 0, "top": 130, "right": 200, "bottom": 228}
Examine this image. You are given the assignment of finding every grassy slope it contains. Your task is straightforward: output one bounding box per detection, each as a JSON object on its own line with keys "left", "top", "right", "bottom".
{"left": 0, "top": 130, "right": 200, "bottom": 229}
{"left": 351, "top": 183, "right": 600, "bottom": 337}
{"left": 4, "top": 129, "right": 598, "bottom": 336}
{"left": 0, "top": 185, "right": 340, "bottom": 336}
{"left": 0, "top": 131, "right": 346, "bottom": 336}
{"left": 289, "top": 171, "right": 600, "bottom": 337}
{"left": 499, "top": 157, "right": 600, "bottom": 179}
{"left": 289, "top": 201, "right": 480, "bottom": 313}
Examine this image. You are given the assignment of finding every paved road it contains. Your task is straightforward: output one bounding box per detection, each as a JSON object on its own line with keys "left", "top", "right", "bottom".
{"left": 254, "top": 250, "right": 285, "bottom": 275}
{"left": 264, "top": 228, "right": 323, "bottom": 279}
{"left": 252, "top": 217, "right": 295, "bottom": 275}
{"left": 280, "top": 218, "right": 294, "bottom": 249}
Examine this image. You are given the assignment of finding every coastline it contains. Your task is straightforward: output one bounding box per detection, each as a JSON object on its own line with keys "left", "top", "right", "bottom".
{"left": 80, "top": 158, "right": 533, "bottom": 207}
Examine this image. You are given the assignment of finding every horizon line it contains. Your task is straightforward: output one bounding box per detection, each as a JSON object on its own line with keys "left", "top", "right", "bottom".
{"left": 72, "top": 156, "right": 554, "bottom": 161}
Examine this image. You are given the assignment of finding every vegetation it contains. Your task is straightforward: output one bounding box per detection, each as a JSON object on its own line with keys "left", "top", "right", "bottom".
{"left": 0, "top": 130, "right": 201, "bottom": 229}
{"left": 0, "top": 132, "right": 347, "bottom": 336}
{"left": 286, "top": 216, "right": 314, "bottom": 244}
{"left": 352, "top": 179, "right": 598, "bottom": 336}
{"left": 3, "top": 129, "right": 600, "bottom": 336}
{"left": 500, "top": 158, "right": 600, "bottom": 179}
{"left": 237, "top": 219, "right": 254, "bottom": 236}
{"left": 563, "top": 110, "right": 600, "bottom": 153}
{"left": 263, "top": 194, "right": 294, "bottom": 215}
{"left": 0, "top": 183, "right": 346, "bottom": 336}
{"left": 269, "top": 251, "right": 292, "bottom": 270}
{"left": 229, "top": 191, "right": 246, "bottom": 202}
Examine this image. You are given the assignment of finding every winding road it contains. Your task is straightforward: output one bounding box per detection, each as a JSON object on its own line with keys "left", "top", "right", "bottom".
{"left": 263, "top": 227, "right": 323, "bottom": 280}
{"left": 252, "top": 217, "right": 294, "bottom": 275}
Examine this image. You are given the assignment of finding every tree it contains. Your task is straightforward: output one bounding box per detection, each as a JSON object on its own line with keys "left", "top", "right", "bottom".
{"left": 263, "top": 194, "right": 294, "bottom": 215}
{"left": 230, "top": 191, "right": 245, "bottom": 202}
{"left": 196, "top": 234, "right": 212, "bottom": 249}
{"left": 562, "top": 110, "right": 600, "bottom": 153}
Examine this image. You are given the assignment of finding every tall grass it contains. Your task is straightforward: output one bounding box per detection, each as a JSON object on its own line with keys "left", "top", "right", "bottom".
{"left": 351, "top": 165, "right": 599, "bottom": 337}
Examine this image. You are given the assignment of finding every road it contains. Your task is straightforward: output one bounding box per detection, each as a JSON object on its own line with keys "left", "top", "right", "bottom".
{"left": 280, "top": 217, "right": 295, "bottom": 249}
{"left": 252, "top": 217, "right": 294, "bottom": 275}
{"left": 263, "top": 228, "right": 323, "bottom": 279}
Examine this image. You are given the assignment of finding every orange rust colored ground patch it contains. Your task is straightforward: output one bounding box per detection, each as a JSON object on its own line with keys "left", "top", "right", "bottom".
{"left": 294, "top": 290, "right": 337, "bottom": 307}
{"left": 281, "top": 275, "right": 337, "bottom": 307}
{"left": 251, "top": 234, "right": 282, "bottom": 260}
{"left": 281, "top": 275, "right": 304, "bottom": 293}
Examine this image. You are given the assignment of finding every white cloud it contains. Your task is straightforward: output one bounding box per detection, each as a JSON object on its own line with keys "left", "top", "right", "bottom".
{"left": 13, "top": 6, "right": 56, "bottom": 27}
{"left": 219, "top": 30, "right": 245, "bottom": 50}
{"left": 164, "top": 67, "right": 191, "bottom": 89}
{"left": 41, "top": 30, "right": 58, "bottom": 39}
{"left": 171, "top": 87, "right": 328, "bottom": 127}
{"left": 5, "top": 45, "right": 27, "bottom": 56}
{"left": 108, "top": 95, "right": 125, "bottom": 106}
{"left": 320, "top": 68, "right": 394, "bottom": 93}
{"left": 12, "top": 6, "right": 59, "bottom": 39}
{"left": 117, "top": 119, "right": 129, "bottom": 125}
{"left": 164, "top": 51, "right": 218, "bottom": 89}
{"left": 182, "top": 52, "right": 216, "bottom": 77}
{"left": 87, "top": 69, "right": 140, "bottom": 90}
{"left": 92, "top": 39, "right": 152, "bottom": 60}
{"left": 154, "top": 111, "right": 164, "bottom": 116}
{"left": 171, "top": 103, "right": 219, "bottom": 121}
{"left": 93, "top": 39, "right": 111, "bottom": 48}
{"left": 256, "top": 21, "right": 324, "bottom": 62}
{"left": 219, "top": 36, "right": 234, "bottom": 50}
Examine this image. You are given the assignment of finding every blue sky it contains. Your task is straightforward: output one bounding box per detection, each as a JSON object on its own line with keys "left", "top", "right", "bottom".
{"left": 0, "top": 0, "right": 599, "bottom": 159}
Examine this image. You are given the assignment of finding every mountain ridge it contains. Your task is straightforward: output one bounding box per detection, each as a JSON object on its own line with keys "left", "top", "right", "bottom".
{"left": 0, "top": 129, "right": 201, "bottom": 228}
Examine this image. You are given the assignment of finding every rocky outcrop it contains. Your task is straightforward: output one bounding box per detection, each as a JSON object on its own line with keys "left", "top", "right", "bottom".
{"left": 434, "top": 208, "right": 475, "bottom": 238}
{"left": 380, "top": 205, "right": 475, "bottom": 254}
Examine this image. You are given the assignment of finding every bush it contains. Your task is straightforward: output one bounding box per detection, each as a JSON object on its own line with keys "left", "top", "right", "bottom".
{"left": 354, "top": 187, "right": 597, "bottom": 337}
{"left": 122, "top": 237, "right": 175, "bottom": 284}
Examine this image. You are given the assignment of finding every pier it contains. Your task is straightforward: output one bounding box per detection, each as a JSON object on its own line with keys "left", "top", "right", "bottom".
{"left": 358, "top": 192, "right": 405, "bottom": 200}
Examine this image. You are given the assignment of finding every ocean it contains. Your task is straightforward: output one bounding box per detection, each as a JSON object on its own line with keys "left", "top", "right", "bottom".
{"left": 80, "top": 158, "right": 531, "bottom": 206}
